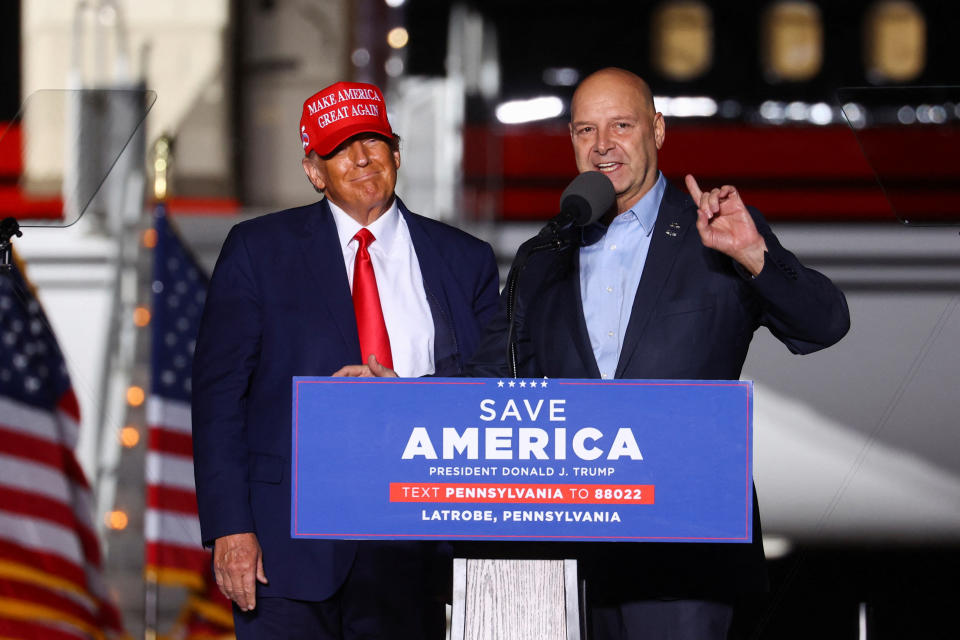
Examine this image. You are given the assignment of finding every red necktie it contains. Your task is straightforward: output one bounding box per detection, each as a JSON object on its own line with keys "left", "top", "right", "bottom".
{"left": 352, "top": 228, "right": 393, "bottom": 369}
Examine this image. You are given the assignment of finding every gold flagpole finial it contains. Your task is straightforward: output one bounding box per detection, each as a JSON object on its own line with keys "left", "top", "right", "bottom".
{"left": 152, "top": 135, "right": 173, "bottom": 202}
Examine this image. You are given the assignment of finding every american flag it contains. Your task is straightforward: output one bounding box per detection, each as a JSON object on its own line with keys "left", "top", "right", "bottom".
{"left": 144, "top": 205, "right": 233, "bottom": 639}
{"left": 0, "top": 256, "right": 124, "bottom": 639}
{"left": 164, "top": 578, "right": 234, "bottom": 640}
{"left": 144, "top": 205, "right": 212, "bottom": 590}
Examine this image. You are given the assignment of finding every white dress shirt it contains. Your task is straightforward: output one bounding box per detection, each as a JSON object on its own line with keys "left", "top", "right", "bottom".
{"left": 328, "top": 199, "right": 435, "bottom": 377}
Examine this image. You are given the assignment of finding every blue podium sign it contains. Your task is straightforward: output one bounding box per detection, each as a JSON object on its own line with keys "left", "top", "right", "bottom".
{"left": 292, "top": 378, "right": 752, "bottom": 542}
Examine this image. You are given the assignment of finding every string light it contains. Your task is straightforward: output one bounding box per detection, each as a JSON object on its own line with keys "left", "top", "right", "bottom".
{"left": 105, "top": 510, "right": 129, "bottom": 530}
{"left": 133, "top": 307, "right": 151, "bottom": 327}
{"left": 119, "top": 426, "right": 140, "bottom": 448}
{"left": 142, "top": 229, "right": 158, "bottom": 249}
{"left": 387, "top": 27, "right": 409, "bottom": 49}
{"left": 127, "top": 386, "right": 145, "bottom": 407}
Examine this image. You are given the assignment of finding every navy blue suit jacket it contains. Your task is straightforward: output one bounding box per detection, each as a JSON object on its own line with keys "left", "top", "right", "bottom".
{"left": 192, "top": 198, "right": 499, "bottom": 601}
{"left": 468, "top": 181, "right": 850, "bottom": 598}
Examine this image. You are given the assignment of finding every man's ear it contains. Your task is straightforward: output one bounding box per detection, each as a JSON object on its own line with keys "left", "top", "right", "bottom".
{"left": 653, "top": 112, "right": 666, "bottom": 150}
{"left": 302, "top": 156, "right": 326, "bottom": 191}
{"left": 392, "top": 149, "right": 401, "bottom": 171}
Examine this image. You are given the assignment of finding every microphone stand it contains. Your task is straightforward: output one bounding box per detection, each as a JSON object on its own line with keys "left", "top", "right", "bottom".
{"left": 504, "top": 226, "right": 574, "bottom": 378}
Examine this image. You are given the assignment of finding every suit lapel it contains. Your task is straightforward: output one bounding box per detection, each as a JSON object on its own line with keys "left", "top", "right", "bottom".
{"left": 568, "top": 249, "right": 603, "bottom": 378}
{"left": 400, "top": 200, "right": 465, "bottom": 373}
{"left": 401, "top": 200, "right": 450, "bottom": 320}
{"left": 615, "top": 183, "right": 694, "bottom": 378}
{"left": 297, "top": 199, "right": 359, "bottom": 351}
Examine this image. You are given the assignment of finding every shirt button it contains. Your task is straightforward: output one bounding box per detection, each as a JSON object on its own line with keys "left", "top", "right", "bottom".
{"left": 610, "top": 244, "right": 617, "bottom": 250}
{"left": 601, "top": 373, "right": 610, "bottom": 379}
{"left": 606, "top": 286, "right": 613, "bottom": 293}
{"left": 607, "top": 331, "right": 615, "bottom": 337}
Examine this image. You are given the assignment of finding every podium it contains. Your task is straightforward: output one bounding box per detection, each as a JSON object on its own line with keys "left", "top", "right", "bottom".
{"left": 292, "top": 377, "right": 754, "bottom": 639}
{"left": 451, "top": 558, "right": 579, "bottom": 640}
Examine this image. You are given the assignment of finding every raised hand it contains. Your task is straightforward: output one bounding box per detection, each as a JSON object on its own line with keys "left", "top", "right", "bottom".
{"left": 685, "top": 174, "right": 767, "bottom": 276}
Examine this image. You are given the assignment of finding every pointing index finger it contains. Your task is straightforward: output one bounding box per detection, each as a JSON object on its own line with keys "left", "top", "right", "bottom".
{"left": 684, "top": 174, "right": 703, "bottom": 204}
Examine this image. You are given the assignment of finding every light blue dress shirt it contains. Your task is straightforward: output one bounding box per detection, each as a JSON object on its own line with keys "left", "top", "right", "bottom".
{"left": 579, "top": 173, "right": 666, "bottom": 379}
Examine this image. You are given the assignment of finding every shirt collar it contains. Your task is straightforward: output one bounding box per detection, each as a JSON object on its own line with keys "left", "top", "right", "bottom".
{"left": 581, "top": 172, "right": 666, "bottom": 246}
{"left": 329, "top": 198, "right": 401, "bottom": 254}
{"left": 615, "top": 172, "right": 665, "bottom": 236}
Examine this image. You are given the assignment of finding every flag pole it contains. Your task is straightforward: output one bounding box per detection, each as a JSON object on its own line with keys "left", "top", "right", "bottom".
{"left": 144, "top": 134, "right": 173, "bottom": 640}
{"left": 144, "top": 568, "right": 159, "bottom": 640}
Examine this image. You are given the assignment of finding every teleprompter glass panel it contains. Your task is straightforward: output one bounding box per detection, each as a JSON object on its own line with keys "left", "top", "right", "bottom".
{"left": 5, "top": 89, "right": 157, "bottom": 228}
{"left": 838, "top": 86, "right": 960, "bottom": 226}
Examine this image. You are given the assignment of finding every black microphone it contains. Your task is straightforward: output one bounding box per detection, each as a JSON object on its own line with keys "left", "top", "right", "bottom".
{"left": 540, "top": 170, "right": 616, "bottom": 237}
{"left": 504, "top": 171, "right": 615, "bottom": 375}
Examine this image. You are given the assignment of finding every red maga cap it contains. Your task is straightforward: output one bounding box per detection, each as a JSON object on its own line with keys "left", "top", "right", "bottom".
{"left": 299, "top": 81, "right": 394, "bottom": 157}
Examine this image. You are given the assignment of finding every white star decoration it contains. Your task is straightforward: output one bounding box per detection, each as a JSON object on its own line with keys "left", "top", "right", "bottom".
{"left": 495, "top": 379, "right": 548, "bottom": 389}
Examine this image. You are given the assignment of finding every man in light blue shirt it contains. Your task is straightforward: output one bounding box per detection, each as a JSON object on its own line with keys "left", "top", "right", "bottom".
{"left": 569, "top": 67, "right": 771, "bottom": 386}
{"left": 562, "top": 66, "right": 847, "bottom": 640}
{"left": 580, "top": 173, "right": 665, "bottom": 379}
{"left": 464, "top": 67, "right": 849, "bottom": 640}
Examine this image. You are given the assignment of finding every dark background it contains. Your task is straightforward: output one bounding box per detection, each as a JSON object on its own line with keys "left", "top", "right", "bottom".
{"left": 406, "top": 0, "right": 960, "bottom": 109}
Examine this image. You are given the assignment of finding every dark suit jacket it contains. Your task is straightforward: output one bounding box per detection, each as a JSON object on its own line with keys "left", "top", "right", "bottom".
{"left": 468, "top": 181, "right": 850, "bottom": 599}
{"left": 192, "top": 198, "right": 500, "bottom": 601}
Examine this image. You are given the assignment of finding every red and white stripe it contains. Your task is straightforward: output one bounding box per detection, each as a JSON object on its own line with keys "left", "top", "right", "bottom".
{"left": 0, "top": 393, "right": 123, "bottom": 637}
{"left": 145, "top": 395, "right": 210, "bottom": 585}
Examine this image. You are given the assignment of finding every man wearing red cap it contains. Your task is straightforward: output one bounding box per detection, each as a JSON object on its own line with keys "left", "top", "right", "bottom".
{"left": 192, "top": 81, "right": 500, "bottom": 639}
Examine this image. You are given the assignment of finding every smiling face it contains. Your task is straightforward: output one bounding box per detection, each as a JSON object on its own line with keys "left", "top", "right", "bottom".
{"left": 569, "top": 69, "right": 665, "bottom": 216}
{"left": 302, "top": 134, "right": 401, "bottom": 225}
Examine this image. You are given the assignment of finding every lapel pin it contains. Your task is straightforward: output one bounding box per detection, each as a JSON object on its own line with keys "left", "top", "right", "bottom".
{"left": 665, "top": 221, "right": 681, "bottom": 237}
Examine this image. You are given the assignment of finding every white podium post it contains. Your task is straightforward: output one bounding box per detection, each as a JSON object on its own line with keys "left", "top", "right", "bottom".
{"left": 450, "top": 558, "right": 581, "bottom": 640}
